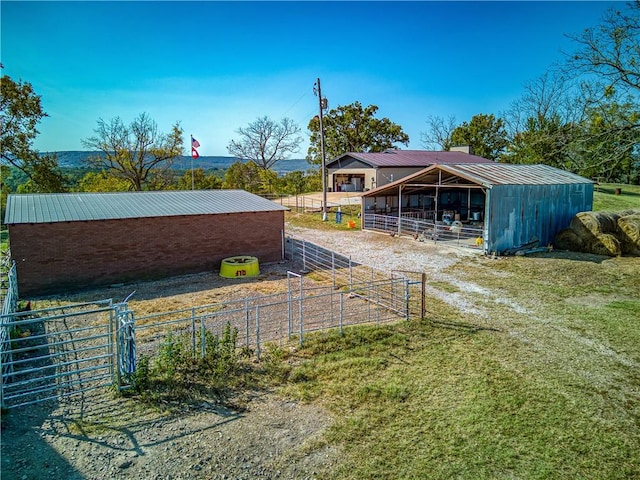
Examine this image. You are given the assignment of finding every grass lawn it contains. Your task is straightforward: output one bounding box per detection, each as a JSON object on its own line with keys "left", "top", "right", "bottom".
{"left": 593, "top": 183, "right": 640, "bottom": 211}
{"left": 279, "top": 185, "right": 640, "bottom": 479}
{"left": 275, "top": 253, "right": 640, "bottom": 479}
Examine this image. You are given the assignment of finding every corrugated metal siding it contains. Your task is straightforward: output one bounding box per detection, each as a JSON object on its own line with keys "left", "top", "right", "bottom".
{"left": 486, "top": 183, "right": 594, "bottom": 253}
{"left": 4, "top": 190, "right": 288, "bottom": 225}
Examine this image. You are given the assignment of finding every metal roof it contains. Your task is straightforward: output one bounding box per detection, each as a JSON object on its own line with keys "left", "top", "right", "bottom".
{"left": 438, "top": 163, "right": 594, "bottom": 186}
{"left": 362, "top": 163, "right": 594, "bottom": 197}
{"left": 327, "top": 150, "right": 494, "bottom": 169}
{"left": 4, "top": 190, "right": 288, "bottom": 225}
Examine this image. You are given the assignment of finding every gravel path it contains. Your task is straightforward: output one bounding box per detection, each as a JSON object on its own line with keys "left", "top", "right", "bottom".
{"left": 286, "top": 226, "right": 497, "bottom": 317}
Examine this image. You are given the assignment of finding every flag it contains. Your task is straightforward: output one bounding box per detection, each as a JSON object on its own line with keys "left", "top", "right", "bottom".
{"left": 191, "top": 135, "right": 200, "bottom": 159}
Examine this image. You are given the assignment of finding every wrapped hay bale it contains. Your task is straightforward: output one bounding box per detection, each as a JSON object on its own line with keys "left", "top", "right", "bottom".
{"left": 586, "top": 233, "right": 622, "bottom": 256}
{"left": 554, "top": 228, "right": 584, "bottom": 252}
{"left": 617, "top": 214, "right": 640, "bottom": 256}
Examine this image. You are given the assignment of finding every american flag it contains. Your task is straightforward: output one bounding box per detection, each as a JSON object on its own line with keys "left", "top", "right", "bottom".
{"left": 191, "top": 136, "right": 200, "bottom": 159}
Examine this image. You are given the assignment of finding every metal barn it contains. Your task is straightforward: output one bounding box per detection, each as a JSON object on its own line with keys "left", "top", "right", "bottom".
{"left": 361, "top": 163, "right": 594, "bottom": 254}
{"left": 4, "top": 190, "right": 288, "bottom": 295}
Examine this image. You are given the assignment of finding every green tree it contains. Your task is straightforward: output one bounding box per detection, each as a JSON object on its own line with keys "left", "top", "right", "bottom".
{"left": 501, "top": 114, "right": 578, "bottom": 168}
{"left": 571, "top": 91, "right": 640, "bottom": 182}
{"left": 223, "top": 161, "right": 262, "bottom": 193}
{"left": 227, "top": 116, "right": 302, "bottom": 171}
{"left": 176, "top": 168, "right": 223, "bottom": 190}
{"left": 0, "top": 74, "right": 67, "bottom": 191}
{"left": 563, "top": 1, "right": 640, "bottom": 183}
{"left": 281, "top": 170, "right": 309, "bottom": 196}
{"left": 77, "top": 171, "right": 132, "bottom": 192}
{"left": 258, "top": 168, "right": 282, "bottom": 194}
{"left": 449, "top": 113, "right": 508, "bottom": 161}
{"left": 307, "top": 101, "right": 409, "bottom": 165}
{"left": 565, "top": 1, "right": 640, "bottom": 96}
{"left": 82, "top": 113, "right": 184, "bottom": 191}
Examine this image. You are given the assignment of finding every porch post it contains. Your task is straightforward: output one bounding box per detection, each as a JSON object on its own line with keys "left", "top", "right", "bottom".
{"left": 397, "top": 185, "right": 403, "bottom": 235}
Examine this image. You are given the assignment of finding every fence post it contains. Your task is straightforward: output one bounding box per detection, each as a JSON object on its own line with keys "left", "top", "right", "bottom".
{"left": 332, "top": 251, "right": 336, "bottom": 288}
{"left": 339, "top": 292, "right": 344, "bottom": 336}
{"left": 191, "top": 307, "right": 196, "bottom": 357}
{"left": 349, "top": 256, "right": 353, "bottom": 290}
{"left": 200, "top": 313, "right": 206, "bottom": 359}
{"left": 299, "top": 276, "right": 304, "bottom": 348}
{"left": 405, "top": 279, "right": 410, "bottom": 321}
{"left": 376, "top": 281, "right": 380, "bottom": 325}
{"left": 421, "top": 273, "right": 426, "bottom": 320}
{"left": 281, "top": 229, "right": 285, "bottom": 260}
{"left": 287, "top": 278, "right": 293, "bottom": 339}
{"left": 255, "top": 306, "right": 261, "bottom": 360}
{"left": 245, "top": 299, "right": 250, "bottom": 350}
{"left": 302, "top": 240, "right": 308, "bottom": 273}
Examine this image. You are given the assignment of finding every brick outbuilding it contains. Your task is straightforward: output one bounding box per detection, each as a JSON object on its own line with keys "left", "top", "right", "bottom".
{"left": 4, "top": 190, "right": 288, "bottom": 296}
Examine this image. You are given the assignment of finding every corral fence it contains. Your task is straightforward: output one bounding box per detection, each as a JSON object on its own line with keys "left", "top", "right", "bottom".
{"left": 1, "top": 261, "right": 19, "bottom": 387}
{"left": 284, "top": 235, "right": 427, "bottom": 320}
{"left": 1, "top": 237, "right": 425, "bottom": 409}
{"left": 261, "top": 193, "right": 342, "bottom": 213}
{"left": 1, "top": 298, "right": 136, "bottom": 410}
{"left": 133, "top": 274, "right": 410, "bottom": 361}
{"left": 363, "top": 213, "right": 485, "bottom": 250}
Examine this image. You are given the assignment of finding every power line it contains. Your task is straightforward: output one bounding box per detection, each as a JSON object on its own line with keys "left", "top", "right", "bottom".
{"left": 280, "top": 89, "right": 310, "bottom": 118}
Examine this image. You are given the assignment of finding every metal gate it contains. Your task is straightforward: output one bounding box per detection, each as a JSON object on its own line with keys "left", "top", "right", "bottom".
{"left": 0, "top": 299, "right": 135, "bottom": 409}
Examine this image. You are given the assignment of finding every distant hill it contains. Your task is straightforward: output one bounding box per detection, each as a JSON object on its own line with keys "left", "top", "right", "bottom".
{"left": 52, "top": 151, "right": 311, "bottom": 175}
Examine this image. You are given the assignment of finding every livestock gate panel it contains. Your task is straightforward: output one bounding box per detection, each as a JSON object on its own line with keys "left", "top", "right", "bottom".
{"left": 0, "top": 300, "right": 124, "bottom": 409}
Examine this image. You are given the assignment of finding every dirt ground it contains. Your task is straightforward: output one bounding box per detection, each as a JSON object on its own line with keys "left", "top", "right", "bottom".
{"left": 1, "top": 388, "right": 335, "bottom": 480}
{"left": 1, "top": 258, "right": 338, "bottom": 480}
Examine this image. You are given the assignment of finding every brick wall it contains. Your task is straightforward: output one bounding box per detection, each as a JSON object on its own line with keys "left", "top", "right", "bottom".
{"left": 9, "top": 211, "right": 285, "bottom": 296}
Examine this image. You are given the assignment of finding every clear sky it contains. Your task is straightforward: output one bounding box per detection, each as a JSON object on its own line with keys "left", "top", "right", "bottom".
{"left": 1, "top": 1, "right": 620, "bottom": 157}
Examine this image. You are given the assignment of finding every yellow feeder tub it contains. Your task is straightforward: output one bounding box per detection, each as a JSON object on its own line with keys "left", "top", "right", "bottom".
{"left": 220, "top": 256, "right": 260, "bottom": 278}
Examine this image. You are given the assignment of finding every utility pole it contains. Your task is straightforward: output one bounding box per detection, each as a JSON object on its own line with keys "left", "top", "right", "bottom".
{"left": 314, "top": 78, "right": 328, "bottom": 221}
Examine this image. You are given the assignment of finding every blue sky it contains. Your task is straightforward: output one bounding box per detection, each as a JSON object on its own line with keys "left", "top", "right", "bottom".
{"left": 1, "top": 1, "right": 619, "bottom": 157}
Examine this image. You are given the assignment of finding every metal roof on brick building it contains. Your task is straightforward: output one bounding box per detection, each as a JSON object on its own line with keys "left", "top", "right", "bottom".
{"left": 4, "top": 190, "right": 288, "bottom": 224}
{"left": 327, "top": 150, "right": 495, "bottom": 169}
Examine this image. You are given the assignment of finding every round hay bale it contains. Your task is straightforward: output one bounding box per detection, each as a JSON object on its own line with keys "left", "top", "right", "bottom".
{"left": 585, "top": 233, "right": 621, "bottom": 256}
{"left": 617, "top": 214, "right": 640, "bottom": 255}
{"left": 554, "top": 228, "right": 584, "bottom": 252}
{"left": 570, "top": 211, "right": 619, "bottom": 237}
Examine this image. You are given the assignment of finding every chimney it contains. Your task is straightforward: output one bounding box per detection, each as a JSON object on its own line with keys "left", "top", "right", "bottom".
{"left": 450, "top": 145, "right": 473, "bottom": 154}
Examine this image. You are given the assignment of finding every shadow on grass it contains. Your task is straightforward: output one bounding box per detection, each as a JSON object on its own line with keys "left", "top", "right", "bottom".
{"left": 429, "top": 319, "right": 502, "bottom": 333}
{"left": 534, "top": 250, "right": 612, "bottom": 264}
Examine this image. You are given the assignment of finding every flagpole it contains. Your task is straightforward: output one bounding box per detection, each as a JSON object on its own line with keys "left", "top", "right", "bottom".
{"left": 190, "top": 135, "right": 195, "bottom": 190}
{"left": 190, "top": 135, "right": 201, "bottom": 190}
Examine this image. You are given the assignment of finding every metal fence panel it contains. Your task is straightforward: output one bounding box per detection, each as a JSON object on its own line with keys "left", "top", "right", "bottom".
{"left": 1, "top": 300, "right": 116, "bottom": 409}
{"left": 363, "top": 213, "right": 484, "bottom": 249}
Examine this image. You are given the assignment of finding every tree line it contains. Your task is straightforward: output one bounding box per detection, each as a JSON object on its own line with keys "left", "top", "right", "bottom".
{"left": 2, "top": 1, "right": 638, "bottom": 203}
